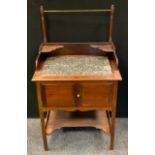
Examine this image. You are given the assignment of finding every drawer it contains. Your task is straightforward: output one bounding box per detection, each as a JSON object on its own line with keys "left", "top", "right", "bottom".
{"left": 41, "top": 82, "right": 75, "bottom": 107}
{"left": 80, "top": 82, "right": 114, "bottom": 107}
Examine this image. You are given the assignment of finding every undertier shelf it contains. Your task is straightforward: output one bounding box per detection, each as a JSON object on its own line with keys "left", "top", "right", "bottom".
{"left": 45, "top": 110, "right": 110, "bottom": 135}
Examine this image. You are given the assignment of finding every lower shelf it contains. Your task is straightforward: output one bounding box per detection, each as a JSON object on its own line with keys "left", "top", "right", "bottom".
{"left": 45, "top": 110, "right": 110, "bottom": 135}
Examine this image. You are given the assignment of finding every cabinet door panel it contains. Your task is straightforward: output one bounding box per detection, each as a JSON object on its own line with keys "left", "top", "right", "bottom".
{"left": 42, "top": 82, "right": 75, "bottom": 107}
{"left": 80, "top": 82, "right": 113, "bottom": 107}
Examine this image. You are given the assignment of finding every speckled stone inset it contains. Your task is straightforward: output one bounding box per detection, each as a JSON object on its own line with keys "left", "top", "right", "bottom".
{"left": 41, "top": 55, "right": 112, "bottom": 76}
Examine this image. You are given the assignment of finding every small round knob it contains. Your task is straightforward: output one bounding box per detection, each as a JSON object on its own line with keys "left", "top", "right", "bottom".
{"left": 77, "top": 94, "right": 80, "bottom": 98}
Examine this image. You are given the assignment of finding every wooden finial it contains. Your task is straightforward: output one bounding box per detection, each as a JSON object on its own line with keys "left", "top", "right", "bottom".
{"left": 111, "top": 4, "right": 115, "bottom": 14}
{"left": 40, "top": 5, "right": 44, "bottom": 11}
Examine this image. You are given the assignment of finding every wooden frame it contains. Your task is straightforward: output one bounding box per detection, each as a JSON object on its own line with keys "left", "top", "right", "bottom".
{"left": 40, "top": 5, "right": 115, "bottom": 44}
{"left": 32, "top": 4, "right": 122, "bottom": 151}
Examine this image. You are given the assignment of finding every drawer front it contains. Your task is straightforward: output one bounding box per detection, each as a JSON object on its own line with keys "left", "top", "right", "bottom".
{"left": 41, "top": 82, "right": 75, "bottom": 107}
{"left": 80, "top": 82, "right": 114, "bottom": 107}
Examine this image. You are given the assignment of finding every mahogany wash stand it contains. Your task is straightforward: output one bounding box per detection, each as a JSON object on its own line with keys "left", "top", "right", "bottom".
{"left": 32, "top": 5, "right": 122, "bottom": 151}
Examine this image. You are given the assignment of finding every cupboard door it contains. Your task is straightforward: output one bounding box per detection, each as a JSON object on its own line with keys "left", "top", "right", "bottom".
{"left": 80, "top": 82, "right": 114, "bottom": 108}
{"left": 41, "top": 82, "right": 75, "bottom": 107}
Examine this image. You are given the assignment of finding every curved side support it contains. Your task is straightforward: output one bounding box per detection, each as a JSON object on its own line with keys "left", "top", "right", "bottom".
{"left": 113, "top": 52, "right": 119, "bottom": 68}
{"left": 108, "top": 41, "right": 119, "bottom": 68}
{"left": 90, "top": 43, "right": 119, "bottom": 68}
{"left": 90, "top": 44, "right": 115, "bottom": 52}
{"left": 35, "top": 53, "right": 41, "bottom": 68}
{"left": 40, "top": 45, "right": 64, "bottom": 53}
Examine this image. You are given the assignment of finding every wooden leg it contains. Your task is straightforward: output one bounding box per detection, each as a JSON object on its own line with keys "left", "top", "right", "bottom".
{"left": 36, "top": 82, "right": 48, "bottom": 151}
{"left": 109, "top": 82, "right": 118, "bottom": 150}
{"left": 109, "top": 110, "right": 116, "bottom": 150}
{"left": 39, "top": 111, "right": 48, "bottom": 151}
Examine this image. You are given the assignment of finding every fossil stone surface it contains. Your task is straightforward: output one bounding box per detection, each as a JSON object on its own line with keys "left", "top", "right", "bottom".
{"left": 41, "top": 55, "right": 112, "bottom": 76}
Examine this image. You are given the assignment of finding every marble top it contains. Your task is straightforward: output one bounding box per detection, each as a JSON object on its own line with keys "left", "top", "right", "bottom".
{"left": 41, "top": 55, "right": 112, "bottom": 76}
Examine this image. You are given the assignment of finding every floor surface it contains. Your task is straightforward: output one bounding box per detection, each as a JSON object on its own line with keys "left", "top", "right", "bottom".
{"left": 27, "top": 118, "right": 128, "bottom": 155}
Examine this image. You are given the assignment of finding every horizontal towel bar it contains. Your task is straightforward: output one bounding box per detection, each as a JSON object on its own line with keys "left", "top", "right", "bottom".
{"left": 44, "top": 9, "right": 111, "bottom": 13}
